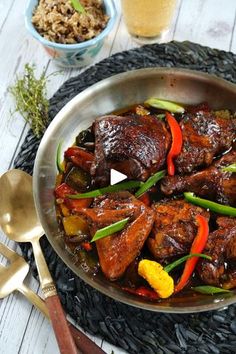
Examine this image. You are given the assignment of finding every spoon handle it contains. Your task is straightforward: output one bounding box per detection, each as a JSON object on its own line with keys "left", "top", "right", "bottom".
{"left": 31, "top": 240, "right": 78, "bottom": 354}
{"left": 45, "top": 295, "right": 79, "bottom": 354}
{"left": 31, "top": 239, "right": 54, "bottom": 288}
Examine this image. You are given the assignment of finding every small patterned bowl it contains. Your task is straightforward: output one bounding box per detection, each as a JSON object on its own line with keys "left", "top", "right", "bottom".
{"left": 25, "top": 0, "right": 117, "bottom": 67}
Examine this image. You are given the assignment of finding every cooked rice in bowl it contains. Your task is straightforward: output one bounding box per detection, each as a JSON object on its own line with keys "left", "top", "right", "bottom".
{"left": 32, "top": 0, "right": 109, "bottom": 44}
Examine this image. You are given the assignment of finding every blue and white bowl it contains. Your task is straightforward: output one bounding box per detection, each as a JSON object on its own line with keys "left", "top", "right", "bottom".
{"left": 25, "top": 0, "right": 117, "bottom": 67}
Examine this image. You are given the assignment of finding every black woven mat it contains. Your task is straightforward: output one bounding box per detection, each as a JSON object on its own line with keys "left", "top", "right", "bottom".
{"left": 14, "top": 41, "right": 236, "bottom": 354}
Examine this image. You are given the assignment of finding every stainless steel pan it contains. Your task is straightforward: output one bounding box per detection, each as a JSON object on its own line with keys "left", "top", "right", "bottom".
{"left": 33, "top": 68, "right": 236, "bottom": 313}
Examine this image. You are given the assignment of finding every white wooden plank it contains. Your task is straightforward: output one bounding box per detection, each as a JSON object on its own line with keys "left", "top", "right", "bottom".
{"left": 174, "top": 0, "right": 236, "bottom": 51}
{"left": 0, "top": 232, "right": 16, "bottom": 314}
{"left": 19, "top": 313, "right": 59, "bottom": 354}
{"left": 0, "top": 0, "right": 50, "bottom": 175}
{"left": 229, "top": 12, "right": 236, "bottom": 53}
{"left": 97, "top": 0, "right": 136, "bottom": 56}
{"left": 0, "top": 275, "right": 40, "bottom": 354}
{"left": 0, "top": 0, "right": 15, "bottom": 29}
{"left": 162, "top": 0, "right": 182, "bottom": 42}
{"left": 109, "top": 15, "right": 136, "bottom": 56}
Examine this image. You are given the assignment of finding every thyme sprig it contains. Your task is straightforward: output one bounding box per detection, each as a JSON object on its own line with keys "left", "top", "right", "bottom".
{"left": 9, "top": 64, "right": 49, "bottom": 138}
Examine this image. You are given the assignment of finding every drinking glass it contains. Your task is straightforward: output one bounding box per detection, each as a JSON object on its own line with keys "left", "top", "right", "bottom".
{"left": 121, "top": 0, "right": 177, "bottom": 43}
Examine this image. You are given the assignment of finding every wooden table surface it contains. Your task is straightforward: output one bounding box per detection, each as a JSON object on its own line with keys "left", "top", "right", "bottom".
{"left": 0, "top": 0, "right": 236, "bottom": 353}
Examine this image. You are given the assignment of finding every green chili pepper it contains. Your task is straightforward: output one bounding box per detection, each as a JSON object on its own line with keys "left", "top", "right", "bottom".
{"left": 145, "top": 98, "right": 185, "bottom": 113}
{"left": 71, "top": 0, "right": 85, "bottom": 13}
{"left": 90, "top": 217, "right": 129, "bottom": 242}
{"left": 164, "top": 253, "right": 212, "bottom": 273}
{"left": 155, "top": 114, "right": 166, "bottom": 120}
{"left": 56, "top": 141, "right": 64, "bottom": 173}
{"left": 222, "top": 163, "right": 236, "bottom": 173}
{"left": 192, "top": 286, "right": 232, "bottom": 295}
{"left": 135, "top": 170, "right": 166, "bottom": 198}
{"left": 67, "top": 180, "right": 143, "bottom": 199}
{"left": 184, "top": 192, "right": 236, "bottom": 217}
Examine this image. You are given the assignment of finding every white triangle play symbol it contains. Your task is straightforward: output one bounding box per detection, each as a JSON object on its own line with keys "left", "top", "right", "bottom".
{"left": 110, "top": 169, "right": 127, "bottom": 185}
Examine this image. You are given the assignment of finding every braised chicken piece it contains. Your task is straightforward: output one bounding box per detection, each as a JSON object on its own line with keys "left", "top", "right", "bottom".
{"left": 198, "top": 217, "right": 236, "bottom": 289}
{"left": 147, "top": 199, "right": 210, "bottom": 261}
{"left": 175, "top": 110, "right": 236, "bottom": 174}
{"left": 91, "top": 115, "right": 171, "bottom": 186}
{"left": 78, "top": 192, "right": 155, "bottom": 281}
{"left": 161, "top": 150, "right": 236, "bottom": 205}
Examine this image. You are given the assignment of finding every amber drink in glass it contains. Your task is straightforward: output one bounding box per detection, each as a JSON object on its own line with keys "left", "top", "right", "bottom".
{"left": 121, "top": 0, "right": 177, "bottom": 42}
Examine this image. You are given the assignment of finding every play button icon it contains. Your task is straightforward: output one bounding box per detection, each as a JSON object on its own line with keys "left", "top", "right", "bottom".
{"left": 110, "top": 169, "right": 127, "bottom": 185}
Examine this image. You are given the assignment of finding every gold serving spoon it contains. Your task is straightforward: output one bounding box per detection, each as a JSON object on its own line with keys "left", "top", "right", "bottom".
{"left": 0, "top": 169, "right": 104, "bottom": 354}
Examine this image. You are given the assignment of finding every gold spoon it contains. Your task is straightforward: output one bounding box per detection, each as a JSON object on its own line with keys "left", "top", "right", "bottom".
{"left": 0, "top": 170, "right": 105, "bottom": 354}
{"left": 0, "top": 169, "right": 79, "bottom": 354}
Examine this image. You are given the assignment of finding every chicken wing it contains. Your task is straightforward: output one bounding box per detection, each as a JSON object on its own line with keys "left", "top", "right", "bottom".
{"left": 161, "top": 150, "right": 236, "bottom": 205}
{"left": 78, "top": 192, "right": 155, "bottom": 280}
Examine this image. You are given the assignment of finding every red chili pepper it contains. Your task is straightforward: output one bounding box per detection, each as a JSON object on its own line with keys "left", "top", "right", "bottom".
{"left": 55, "top": 183, "right": 92, "bottom": 209}
{"left": 138, "top": 192, "right": 151, "bottom": 206}
{"left": 175, "top": 215, "right": 209, "bottom": 293}
{"left": 65, "top": 198, "right": 92, "bottom": 210}
{"left": 135, "top": 286, "right": 159, "bottom": 299}
{"left": 55, "top": 183, "right": 75, "bottom": 198}
{"left": 166, "top": 112, "right": 183, "bottom": 176}
{"left": 81, "top": 242, "right": 92, "bottom": 251}
{"left": 65, "top": 147, "right": 94, "bottom": 173}
{"left": 122, "top": 286, "right": 159, "bottom": 300}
